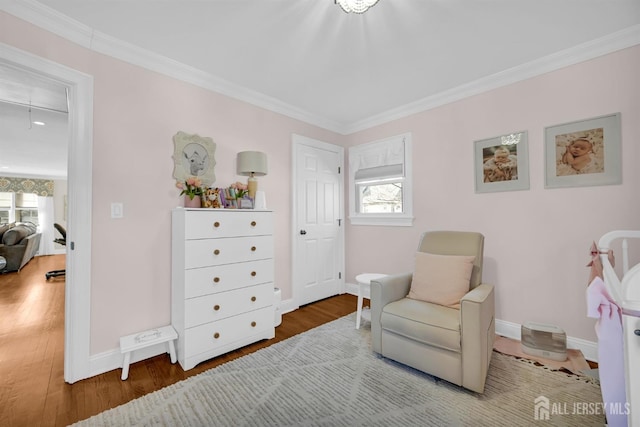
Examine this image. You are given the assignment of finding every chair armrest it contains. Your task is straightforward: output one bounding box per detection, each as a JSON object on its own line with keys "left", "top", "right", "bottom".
{"left": 370, "top": 272, "right": 413, "bottom": 353}
{"left": 461, "top": 283, "right": 493, "bottom": 305}
{"left": 460, "top": 283, "right": 495, "bottom": 393}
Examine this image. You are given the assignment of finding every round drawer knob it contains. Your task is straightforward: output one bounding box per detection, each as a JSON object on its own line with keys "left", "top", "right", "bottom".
{"left": 251, "top": 246, "right": 256, "bottom": 252}
{"left": 213, "top": 221, "right": 220, "bottom": 228}
{"left": 251, "top": 221, "right": 257, "bottom": 227}
{"left": 251, "top": 321, "right": 257, "bottom": 327}
{"left": 251, "top": 271, "right": 257, "bottom": 277}
{"left": 251, "top": 296, "right": 257, "bottom": 302}
{"left": 213, "top": 332, "right": 220, "bottom": 339}
{"left": 214, "top": 249, "right": 220, "bottom": 255}
{"left": 213, "top": 304, "right": 220, "bottom": 311}
{"left": 213, "top": 277, "right": 220, "bottom": 283}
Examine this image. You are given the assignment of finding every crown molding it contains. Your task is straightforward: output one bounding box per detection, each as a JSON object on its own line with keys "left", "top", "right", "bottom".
{"left": 345, "top": 24, "right": 640, "bottom": 134}
{"left": 87, "top": 28, "right": 346, "bottom": 133}
{"left": 1, "top": 0, "right": 94, "bottom": 47}
{"left": 2, "top": 0, "right": 348, "bottom": 134}
{"left": 4, "top": 0, "right": 639, "bottom": 136}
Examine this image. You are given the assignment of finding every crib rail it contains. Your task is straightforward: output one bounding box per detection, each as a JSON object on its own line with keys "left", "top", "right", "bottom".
{"left": 599, "top": 230, "right": 640, "bottom": 276}
{"left": 598, "top": 230, "right": 640, "bottom": 312}
{"left": 597, "top": 230, "right": 640, "bottom": 427}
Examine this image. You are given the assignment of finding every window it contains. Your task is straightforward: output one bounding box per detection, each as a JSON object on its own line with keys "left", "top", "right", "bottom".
{"left": 348, "top": 133, "right": 413, "bottom": 226}
{"left": 0, "top": 193, "right": 10, "bottom": 225}
{"left": 0, "top": 192, "right": 39, "bottom": 226}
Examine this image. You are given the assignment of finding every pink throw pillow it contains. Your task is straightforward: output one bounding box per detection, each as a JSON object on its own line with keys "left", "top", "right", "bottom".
{"left": 408, "top": 252, "right": 475, "bottom": 308}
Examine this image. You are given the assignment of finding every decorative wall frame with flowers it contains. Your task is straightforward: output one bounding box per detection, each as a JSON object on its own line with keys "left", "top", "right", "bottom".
{"left": 544, "top": 113, "right": 621, "bottom": 189}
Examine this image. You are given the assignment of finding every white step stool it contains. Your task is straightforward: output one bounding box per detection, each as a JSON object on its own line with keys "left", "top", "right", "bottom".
{"left": 119, "top": 325, "right": 178, "bottom": 380}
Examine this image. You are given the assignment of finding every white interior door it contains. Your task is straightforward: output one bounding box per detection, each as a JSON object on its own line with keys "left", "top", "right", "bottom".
{"left": 292, "top": 135, "right": 344, "bottom": 307}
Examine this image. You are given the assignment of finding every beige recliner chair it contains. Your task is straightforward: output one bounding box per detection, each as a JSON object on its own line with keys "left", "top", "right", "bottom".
{"left": 370, "top": 231, "right": 495, "bottom": 393}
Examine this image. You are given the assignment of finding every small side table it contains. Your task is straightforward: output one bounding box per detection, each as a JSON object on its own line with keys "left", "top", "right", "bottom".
{"left": 119, "top": 325, "right": 178, "bottom": 380}
{"left": 355, "top": 273, "right": 386, "bottom": 329}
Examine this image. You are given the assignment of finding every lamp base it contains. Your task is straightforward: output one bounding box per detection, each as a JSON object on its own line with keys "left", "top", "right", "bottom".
{"left": 247, "top": 176, "right": 257, "bottom": 200}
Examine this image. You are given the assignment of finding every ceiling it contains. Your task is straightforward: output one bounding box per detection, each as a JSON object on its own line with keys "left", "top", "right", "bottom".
{"left": 1, "top": 0, "right": 639, "bottom": 178}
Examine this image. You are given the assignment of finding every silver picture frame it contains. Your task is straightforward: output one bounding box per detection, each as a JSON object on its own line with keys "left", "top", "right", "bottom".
{"left": 474, "top": 131, "right": 530, "bottom": 193}
{"left": 544, "top": 113, "right": 621, "bottom": 189}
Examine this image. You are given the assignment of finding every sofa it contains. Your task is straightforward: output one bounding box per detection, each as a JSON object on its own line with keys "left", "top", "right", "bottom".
{"left": 0, "top": 222, "right": 41, "bottom": 272}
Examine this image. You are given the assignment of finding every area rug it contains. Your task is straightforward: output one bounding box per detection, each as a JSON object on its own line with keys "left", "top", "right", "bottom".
{"left": 493, "top": 335, "right": 592, "bottom": 375}
{"left": 72, "top": 314, "right": 605, "bottom": 426}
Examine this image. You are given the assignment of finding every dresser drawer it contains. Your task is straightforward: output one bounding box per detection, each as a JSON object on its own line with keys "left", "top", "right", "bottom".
{"left": 184, "top": 235, "right": 273, "bottom": 269}
{"left": 185, "top": 210, "right": 273, "bottom": 240}
{"left": 184, "top": 259, "right": 274, "bottom": 299}
{"left": 185, "top": 282, "right": 274, "bottom": 328}
{"left": 184, "top": 306, "right": 273, "bottom": 357}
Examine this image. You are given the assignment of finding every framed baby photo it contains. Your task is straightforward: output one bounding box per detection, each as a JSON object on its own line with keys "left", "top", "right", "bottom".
{"left": 544, "top": 113, "right": 621, "bottom": 189}
{"left": 474, "top": 131, "right": 530, "bottom": 193}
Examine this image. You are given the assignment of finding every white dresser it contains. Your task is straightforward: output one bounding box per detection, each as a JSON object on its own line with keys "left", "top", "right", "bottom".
{"left": 171, "top": 208, "right": 275, "bottom": 371}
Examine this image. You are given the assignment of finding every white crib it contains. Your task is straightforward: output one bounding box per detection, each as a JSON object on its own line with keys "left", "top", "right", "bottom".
{"left": 598, "top": 230, "right": 640, "bottom": 426}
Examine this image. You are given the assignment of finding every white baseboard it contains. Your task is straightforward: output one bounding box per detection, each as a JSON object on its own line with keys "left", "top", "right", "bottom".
{"left": 88, "top": 291, "right": 599, "bottom": 378}
{"left": 90, "top": 342, "right": 173, "bottom": 378}
{"left": 279, "top": 297, "right": 297, "bottom": 316}
{"left": 345, "top": 282, "right": 599, "bottom": 362}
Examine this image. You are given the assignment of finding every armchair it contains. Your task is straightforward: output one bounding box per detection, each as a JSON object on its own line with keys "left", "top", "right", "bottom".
{"left": 370, "top": 231, "right": 495, "bottom": 393}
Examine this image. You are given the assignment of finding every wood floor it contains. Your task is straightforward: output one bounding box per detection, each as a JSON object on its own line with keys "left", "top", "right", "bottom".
{"left": 0, "top": 255, "right": 359, "bottom": 427}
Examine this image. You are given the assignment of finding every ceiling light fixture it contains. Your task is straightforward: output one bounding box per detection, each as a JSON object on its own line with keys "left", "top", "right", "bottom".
{"left": 32, "top": 121, "right": 46, "bottom": 126}
{"left": 335, "top": 0, "right": 379, "bottom": 14}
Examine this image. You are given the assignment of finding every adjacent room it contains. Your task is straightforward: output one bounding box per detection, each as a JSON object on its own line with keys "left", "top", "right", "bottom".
{"left": 1, "top": 0, "right": 639, "bottom": 425}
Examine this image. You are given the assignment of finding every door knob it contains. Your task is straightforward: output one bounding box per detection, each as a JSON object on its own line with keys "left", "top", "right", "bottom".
{"left": 300, "top": 230, "right": 307, "bottom": 235}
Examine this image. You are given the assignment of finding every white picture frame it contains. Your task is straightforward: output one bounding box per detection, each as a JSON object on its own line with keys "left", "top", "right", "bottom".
{"left": 172, "top": 131, "right": 217, "bottom": 186}
{"left": 474, "top": 131, "right": 530, "bottom": 193}
{"left": 544, "top": 113, "right": 621, "bottom": 189}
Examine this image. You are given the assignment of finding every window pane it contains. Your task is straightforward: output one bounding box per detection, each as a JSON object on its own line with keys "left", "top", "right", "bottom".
{"left": 0, "top": 192, "right": 11, "bottom": 208}
{"left": 0, "top": 210, "right": 8, "bottom": 225}
{"left": 16, "top": 193, "right": 38, "bottom": 208}
{"left": 16, "top": 209, "right": 38, "bottom": 225}
{"left": 358, "top": 182, "right": 403, "bottom": 213}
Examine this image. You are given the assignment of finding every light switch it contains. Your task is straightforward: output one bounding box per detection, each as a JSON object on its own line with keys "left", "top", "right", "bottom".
{"left": 111, "top": 202, "right": 123, "bottom": 219}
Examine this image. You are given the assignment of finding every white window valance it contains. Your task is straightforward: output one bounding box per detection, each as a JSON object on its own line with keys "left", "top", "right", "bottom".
{"left": 349, "top": 136, "right": 405, "bottom": 173}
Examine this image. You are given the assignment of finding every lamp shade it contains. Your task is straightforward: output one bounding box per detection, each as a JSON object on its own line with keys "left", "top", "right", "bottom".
{"left": 236, "top": 151, "right": 268, "bottom": 177}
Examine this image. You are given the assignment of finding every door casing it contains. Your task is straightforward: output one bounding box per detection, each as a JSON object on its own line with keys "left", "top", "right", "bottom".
{"left": 0, "top": 43, "right": 94, "bottom": 383}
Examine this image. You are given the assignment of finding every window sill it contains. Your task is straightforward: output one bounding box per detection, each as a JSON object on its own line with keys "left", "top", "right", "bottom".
{"left": 349, "top": 215, "right": 414, "bottom": 227}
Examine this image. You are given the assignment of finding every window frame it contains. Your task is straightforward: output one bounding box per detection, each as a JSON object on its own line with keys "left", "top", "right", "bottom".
{"left": 348, "top": 133, "right": 413, "bottom": 226}
{"left": 0, "top": 192, "right": 39, "bottom": 226}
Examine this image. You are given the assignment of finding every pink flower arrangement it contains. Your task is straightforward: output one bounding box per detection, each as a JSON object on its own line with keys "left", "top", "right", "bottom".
{"left": 177, "top": 176, "right": 204, "bottom": 200}
{"left": 230, "top": 181, "right": 248, "bottom": 199}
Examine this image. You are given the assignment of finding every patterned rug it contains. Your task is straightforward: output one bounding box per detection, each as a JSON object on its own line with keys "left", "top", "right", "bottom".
{"left": 72, "top": 314, "right": 605, "bottom": 426}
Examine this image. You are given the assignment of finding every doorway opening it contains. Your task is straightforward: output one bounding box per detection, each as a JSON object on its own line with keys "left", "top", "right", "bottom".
{"left": 0, "top": 44, "right": 94, "bottom": 383}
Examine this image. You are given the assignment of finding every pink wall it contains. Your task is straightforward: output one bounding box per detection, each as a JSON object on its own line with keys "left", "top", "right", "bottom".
{"left": 2, "top": 10, "right": 638, "bottom": 352}
{"left": 344, "top": 46, "right": 640, "bottom": 342}
{"left": 1, "top": 12, "right": 342, "bottom": 353}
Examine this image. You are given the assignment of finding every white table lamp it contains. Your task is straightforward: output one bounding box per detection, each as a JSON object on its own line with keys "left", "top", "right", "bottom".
{"left": 236, "top": 151, "right": 268, "bottom": 200}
